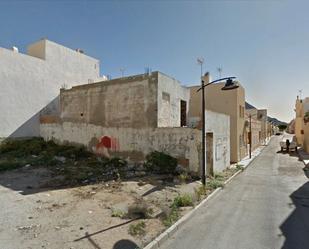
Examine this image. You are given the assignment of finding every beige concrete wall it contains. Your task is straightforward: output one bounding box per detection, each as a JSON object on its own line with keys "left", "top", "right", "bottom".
{"left": 304, "top": 122, "right": 309, "bottom": 153}
{"left": 60, "top": 71, "right": 190, "bottom": 129}
{"left": 245, "top": 110, "right": 262, "bottom": 151}
{"left": 188, "top": 79, "right": 246, "bottom": 163}
{"left": 40, "top": 122, "right": 202, "bottom": 173}
{"left": 295, "top": 98, "right": 307, "bottom": 145}
{"left": 257, "top": 109, "right": 268, "bottom": 143}
{"left": 60, "top": 74, "right": 158, "bottom": 128}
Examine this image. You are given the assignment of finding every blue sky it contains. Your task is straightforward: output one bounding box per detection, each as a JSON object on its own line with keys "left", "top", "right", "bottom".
{"left": 1, "top": 0, "right": 308, "bottom": 122}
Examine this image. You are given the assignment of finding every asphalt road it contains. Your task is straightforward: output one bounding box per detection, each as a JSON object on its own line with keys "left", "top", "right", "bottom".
{"left": 160, "top": 136, "right": 309, "bottom": 249}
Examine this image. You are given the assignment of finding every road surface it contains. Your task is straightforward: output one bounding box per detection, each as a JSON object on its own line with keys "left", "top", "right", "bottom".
{"left": 160, "top": 136, "right": 309, "bottom": 249}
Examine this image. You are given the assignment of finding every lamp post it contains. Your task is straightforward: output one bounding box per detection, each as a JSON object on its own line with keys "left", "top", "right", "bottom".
{"left": 197, "top": 74, "right": 239, "bottom": 185}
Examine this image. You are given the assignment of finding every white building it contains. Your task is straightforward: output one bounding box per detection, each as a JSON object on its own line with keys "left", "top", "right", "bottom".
{"left": 188, "top": 110, "right": 230, "bottom": 174}
{"left": 0, "top": 39, "right": 103, "bottom": 138}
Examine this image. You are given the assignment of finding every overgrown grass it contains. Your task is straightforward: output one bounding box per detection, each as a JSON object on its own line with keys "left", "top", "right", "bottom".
{"left": 144, "top": 151, "right": 177, "bottom": 174}
{"left": 172, "top": 194, "right": 194, "bottom": 208}
{"left": 0, "top": 138, "right": 128, "bottom": 185}
{"left": 128, "top": 221, "right": 146, "bottom": 236}
{"left": 162, "top": 207, "right": 179, "bottom": 227}
{"left": 178, "top": 173, "right": 190, "bottom": 183}
{"left": 236, "top": 164, "right": 244, "bottom": 171}
{"left": 206, "top": 178, "right": 224, "bottom": 190}
{"left": 111, "top": 209, "right": 125, "bottom": 218}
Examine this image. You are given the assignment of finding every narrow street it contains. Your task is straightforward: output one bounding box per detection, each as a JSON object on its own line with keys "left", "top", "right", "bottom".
{"left": 160, "top": 136, "right": 309, "bottom": 249}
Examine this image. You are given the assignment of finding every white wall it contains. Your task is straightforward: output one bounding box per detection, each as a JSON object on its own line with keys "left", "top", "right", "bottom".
{"left": 157, "top": 72, "right": 190, "bottom": 127}
{"left": 188, "top": 110, "right": 230, "bottom": 172}
{"left": 205, "top": 110, "right": 230, "bottom": 172}
{"left": 0, "top": 39, "right": 100, "bottom": 138}
{"left": 40, "top": 122, "right": 202, "bottom": 173}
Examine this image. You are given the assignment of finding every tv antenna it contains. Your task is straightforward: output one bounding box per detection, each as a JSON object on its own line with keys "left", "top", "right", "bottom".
{"left": 217, "top": 66, "right": 223, "bottom": 78}
{"left": 197, "top": 57, "right": 204, "bottom": 77}
{"left": 119, "top": 68, "right": 125, "bottom": 77}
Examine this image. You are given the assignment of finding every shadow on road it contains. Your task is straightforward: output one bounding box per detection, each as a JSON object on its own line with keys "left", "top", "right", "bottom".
{"left": 280, "top": 182, "right": 309, "bottom": 249}
{"left": 113, "top": 239, "right": 139, "bottom": 249}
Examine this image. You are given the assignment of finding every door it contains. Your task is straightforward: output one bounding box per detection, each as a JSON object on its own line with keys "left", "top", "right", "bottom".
{"left": 206, "top": 132, "right": 214, "bottom": 176}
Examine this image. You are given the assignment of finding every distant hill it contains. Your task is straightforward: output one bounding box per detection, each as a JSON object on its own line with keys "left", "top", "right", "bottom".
{"left": 245, "top": 102, "right": 257, "bottom": 110}
{"left": 267, "top": 116, "right": 288, "bottom": 126}
{"left": 246, "top": 102, "right": 287, "bottom": 126}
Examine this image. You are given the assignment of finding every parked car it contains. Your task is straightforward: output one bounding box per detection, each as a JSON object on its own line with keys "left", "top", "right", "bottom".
{"left": 280, "top": 135, "right": 297, "bottom": 152}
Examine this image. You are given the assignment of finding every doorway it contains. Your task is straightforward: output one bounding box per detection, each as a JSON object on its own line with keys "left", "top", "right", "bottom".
{"left": 206, "top": 132, "right": 214, "bottom": 176}
{"left": 180, "top": 100, "right": 187, "bottom": 127}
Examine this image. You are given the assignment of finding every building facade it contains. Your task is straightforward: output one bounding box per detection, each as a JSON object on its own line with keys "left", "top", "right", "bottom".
{"left": 295, "top": 96, "right": 309, "bottom": 153}
{"left": 41, "top": 72, "right": 204, "bottom": 173}
{"left": 41, "top": 71, "right": 231, "bottom": 174}
{"left": 188, "top": 73, "right": 246, "bottom": 163}
{"left": 0, "top": 39, "right": 101, "bottom": 138}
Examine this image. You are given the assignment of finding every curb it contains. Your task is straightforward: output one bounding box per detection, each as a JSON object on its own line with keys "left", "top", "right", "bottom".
{"left": 143, "top": 141, "right": 269, "bottom": 249}
{"left": 143, "top": 187, "right": 222, "bottom": 249}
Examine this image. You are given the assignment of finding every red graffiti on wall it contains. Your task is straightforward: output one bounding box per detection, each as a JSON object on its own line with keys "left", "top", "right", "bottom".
{"left": 95, "top": 136, "right": 119, "bottom": 156}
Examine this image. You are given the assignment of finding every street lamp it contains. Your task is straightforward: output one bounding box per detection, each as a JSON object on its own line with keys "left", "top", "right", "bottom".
{"left": 197, "top": 74, "right": 239, "bottom": 185}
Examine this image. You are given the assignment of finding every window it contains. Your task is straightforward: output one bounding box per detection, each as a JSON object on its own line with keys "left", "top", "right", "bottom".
{"left": 239, "top": 105, "right": 244, "bottom": 118}
{"left": 162, "top": 92, "right": 170, "bottom": 102}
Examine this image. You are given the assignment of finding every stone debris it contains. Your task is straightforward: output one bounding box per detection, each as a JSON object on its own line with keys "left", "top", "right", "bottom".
{"left": 53, "top": 156, "right": 66, "bottom": 163}
{"left": 16, "top": 224, "right": 41, "bottom": 231}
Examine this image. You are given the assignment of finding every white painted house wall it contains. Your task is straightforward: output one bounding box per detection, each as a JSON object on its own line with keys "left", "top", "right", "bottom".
{"left": 205, "top": 110, "right": 230, "bottom": 172}
{"left": 188, "top": 110, "right": 230, "bottom": 172}
{"left": 0, "top": 39, "right": 101, "bottom": 138}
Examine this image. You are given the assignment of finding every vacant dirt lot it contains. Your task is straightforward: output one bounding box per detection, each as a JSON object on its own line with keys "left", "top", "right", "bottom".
{"left": 0, "top": 139, "right": 237, "bottom": 249}
{"left": 0, "top": 166, "right": 203, "bottom": 249}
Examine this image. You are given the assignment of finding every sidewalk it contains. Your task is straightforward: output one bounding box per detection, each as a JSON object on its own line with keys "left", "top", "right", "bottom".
{"left": 231, "top": 137, "right": 272, "bottom": 170}
{"left": 144, "top": 138, "right": 272, "bottom": 249}
{"left": 298, "top": 148, "right": 309, "bottom": 167}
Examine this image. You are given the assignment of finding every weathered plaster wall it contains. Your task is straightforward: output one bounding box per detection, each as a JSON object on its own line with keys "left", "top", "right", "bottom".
{"left": 0, "top": 39, "right": 100, "bottom": 138}
{"left": 188, "top": 110, "right": 230, "bottom": 172}
{"left": 40, "top": 122, "right": 202, "bottom": 173}
{"left": 157, "top": 73, "right": 190, "bottom": 127}
{"left": 60, "top": 74, "right": 158, "bottom": 128}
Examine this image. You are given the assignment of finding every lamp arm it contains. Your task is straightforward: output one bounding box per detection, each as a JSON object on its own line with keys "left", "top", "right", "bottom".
{"left": 197, "top": 76, "right": 236, "bottom": 92}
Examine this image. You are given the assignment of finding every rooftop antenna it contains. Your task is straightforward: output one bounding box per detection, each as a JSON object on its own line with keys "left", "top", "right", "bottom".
{"left": 217, "top": 66, "right": 223, "bottom": 78}
{"left": 145, "top": 67, "right": 152, "bottom": 75}
{"left": 120, "top": 68, "right": 125, "bottom": 77}
{"left": 197, "top": 57, "right": 204, "bottom": 77}
{"left": 299, "top": 89, "right": 303, "bottom": 99}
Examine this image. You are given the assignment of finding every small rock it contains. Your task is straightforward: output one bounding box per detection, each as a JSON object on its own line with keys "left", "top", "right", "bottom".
{"left": 24, "top": 164, "right": 31, "bottom": 168}
{"left": 54, "top": 156, "right": 66, "bottom": 163}
{"left": 79, "top": 227, "right": 84, "bottom": 230}
{"left": 55, "top": 226, "right": 61, "bottom": 230}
